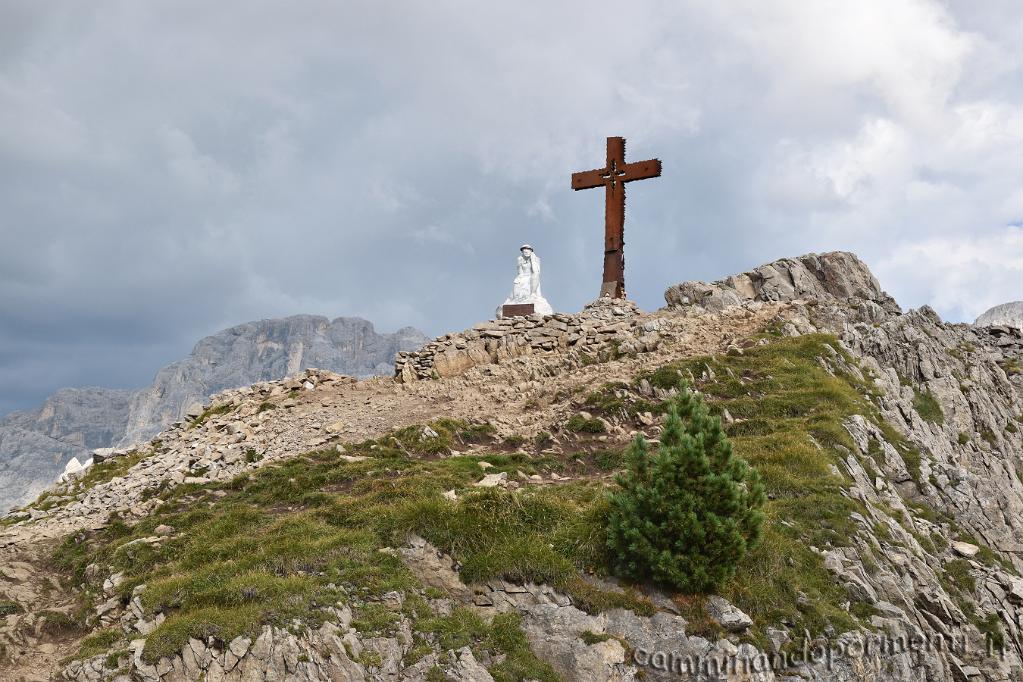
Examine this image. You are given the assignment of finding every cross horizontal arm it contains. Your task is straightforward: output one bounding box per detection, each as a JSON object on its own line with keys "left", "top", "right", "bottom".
{"left": 621, "top": 159, "right": 662, "bottom": 182}
{"left": 571, "top": 168, "right": 606, "bottom": 190}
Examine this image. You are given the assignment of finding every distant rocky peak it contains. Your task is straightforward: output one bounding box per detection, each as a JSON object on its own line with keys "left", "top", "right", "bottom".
{"left": 976, "top": 301, "right": 1023, "bottom": 332}
{"left": 0, "top": 314, "right": 427, "bottom": 513}
{"left": 119, "top": 314, "right": 429, "bottom": 445}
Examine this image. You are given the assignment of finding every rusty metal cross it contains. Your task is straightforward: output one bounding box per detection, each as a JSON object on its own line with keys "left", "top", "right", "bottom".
{"left": 571, "top": 136, "right": 661, "bottom": 299}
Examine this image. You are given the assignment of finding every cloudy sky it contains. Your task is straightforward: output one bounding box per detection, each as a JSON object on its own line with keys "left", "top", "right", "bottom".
{"left": 2, "top": 0, "right": 1022, "bottom": 415}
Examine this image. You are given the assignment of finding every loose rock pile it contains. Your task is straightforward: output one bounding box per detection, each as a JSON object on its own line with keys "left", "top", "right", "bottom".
{"left": 395, "top": 299, "right": 662, "bottom": 382}
{"left": 976, "top": 324, "right": 1023, "bottom": 353}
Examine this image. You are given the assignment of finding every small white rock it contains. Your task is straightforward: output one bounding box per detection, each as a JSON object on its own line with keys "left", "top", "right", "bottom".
{"left": 473, "top": 472, "right": 508, "bottom": 488}
{"left": 952, "top": 541, "right": 980, "bottom": 558}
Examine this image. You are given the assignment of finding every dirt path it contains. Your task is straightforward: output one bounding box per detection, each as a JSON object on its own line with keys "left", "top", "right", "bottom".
{"left": 0, "top": 535, "right": 84, "bottom": 681}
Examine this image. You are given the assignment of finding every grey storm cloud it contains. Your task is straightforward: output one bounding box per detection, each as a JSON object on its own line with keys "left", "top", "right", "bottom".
{"left": 1, "top": 0, "right": 1022, "bottom": 414}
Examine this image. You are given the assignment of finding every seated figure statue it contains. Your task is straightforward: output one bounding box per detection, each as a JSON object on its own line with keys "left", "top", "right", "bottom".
{"left": 497, "top": 244, "right": 554, "bottom": 318}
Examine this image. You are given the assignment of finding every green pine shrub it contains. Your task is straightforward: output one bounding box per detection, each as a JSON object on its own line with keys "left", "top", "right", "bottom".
{"left": 606, "top": 387, "right": 765, "bottom": 593}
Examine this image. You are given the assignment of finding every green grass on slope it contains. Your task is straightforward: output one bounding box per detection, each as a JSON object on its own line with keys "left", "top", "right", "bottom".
{"left": 636, "top": 333, "right": 887, "bottom": 641}
{"left": 52, "top": 419, "right": 621, "bottom": 671}
{"left": 53, "top": 332, "right": 896, "bottom": 668}
{"left": 77, "top": 447, "right": 154, "bottom": 492}
{"left": 912, "top": 389, "right": 945, "bottom": 425}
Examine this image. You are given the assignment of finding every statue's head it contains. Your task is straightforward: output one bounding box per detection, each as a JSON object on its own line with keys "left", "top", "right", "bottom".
{"left": 520, "top": 244, "right": 533, "bottom": 255}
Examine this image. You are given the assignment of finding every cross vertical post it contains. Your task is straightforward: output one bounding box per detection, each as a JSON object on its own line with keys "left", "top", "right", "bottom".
{"left": 571, "top": 136, "right": 661, "bottom": 299}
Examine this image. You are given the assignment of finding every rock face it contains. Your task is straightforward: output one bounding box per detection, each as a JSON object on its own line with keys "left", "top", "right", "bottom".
{"left": 0, "top": 316, "right": 426, "bottom": 512}
{"left": 665, "top": 251, "right": 1023, "bottom": 681}
{"left": 0, "top": 388, "right": 132, "bottom": 513}
{"left": 664, "top": 250, "right": 901, "bottom": 319}
{"left": 976, "top": 301, "right": 1023, "bottom": 332}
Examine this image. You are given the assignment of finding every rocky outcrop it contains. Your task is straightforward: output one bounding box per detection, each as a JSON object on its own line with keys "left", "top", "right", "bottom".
{"left": 0, "top": 316, "right": 427, "bottom": 513}
{"left": 664, "top": 252, "right": 1023, "bottom": 681}
{"left": 65, "top": 619, "right": 370, "bottom": 682}
{"left": 977, "top": 301, "right": 1023, "bottom": 332}
{"left": 664, "top": 251, "right": 901, "bottom": 321}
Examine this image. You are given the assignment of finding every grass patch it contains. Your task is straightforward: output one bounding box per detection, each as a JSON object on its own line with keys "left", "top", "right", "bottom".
{"left": 583, "top": 383, "right": 660, "bottom": 421}
{"left": 387, "top": 419, "right": 497, "bottom": 456}
{"left": 913, "top": 390, "right": 945, "bottom": 425}
{"left": 565, "top": 414, "right": 606, "bottom": 434}
{"left": 579, "top": 630, "right": 613, "bottom": 645}
{"left": 976, "top": 612, "right": 1005, "bottom": 652}
{"left": 38, "top": 610, "right": 84, "bottom": 637}
{"left": 71, "top": 628, "right": 123, "bottom": 661}
{"left": 941, "top": 559, "right": 977, "bottom": 594}
{"left": 49, "top": 424, "right": 603, "bottom": 664}
{"left": 77, "top": 449, "right": 150, "bottom": 491}
{"left": 351, "top": 602, "right": 400, "bottom": 636}
{"left": 534, "top": 432, "right": 554, "bottom": 450}
{"left": 400, "top": 485, "right": 612, "bottom": 600}
{"left": 671, "top": 595, "right": 723, "bottom": 639}
{"left": 999, "top": 359, "right": 1022, "bottom": 377}
{"left": 190, "top": 403, "right": 234, "bottom": 428}
{"left": 591, "top": 449, "right": 624, "bottom": 472}
{"left": 0, "top": 600, "right": 21, "bottom": 617}
{"left": 416, "top": 609, "right": 559, "bottom": 682}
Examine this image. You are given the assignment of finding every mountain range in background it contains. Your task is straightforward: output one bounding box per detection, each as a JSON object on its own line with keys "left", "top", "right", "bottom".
{"left": 0, "top": 315, "right": 428, "bottom": 512}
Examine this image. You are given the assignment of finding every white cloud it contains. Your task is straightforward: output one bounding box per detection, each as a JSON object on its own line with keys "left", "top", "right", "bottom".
{"left": 876, "top": 227, "right": 1023, "bottom": 321}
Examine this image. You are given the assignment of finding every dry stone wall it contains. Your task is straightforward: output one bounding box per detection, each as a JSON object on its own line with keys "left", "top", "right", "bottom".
{"left": 395, "top": 299, "right": 662, "bottom": 382}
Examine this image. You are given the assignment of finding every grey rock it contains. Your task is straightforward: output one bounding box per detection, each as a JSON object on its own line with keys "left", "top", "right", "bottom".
{"left": 445, "top": 646, "right": 495, "bottom": 682}
{"left": 705, "top": 595, "right": 753, "bottom": 632}
{"left": 518, "top": 603, "right": 631, "bottom": 682}
{"left": 663, "top": 250, "right": 901, "bottom": 317}
{"left": 976, "top": 301, "right": 1023, "bottom": 332}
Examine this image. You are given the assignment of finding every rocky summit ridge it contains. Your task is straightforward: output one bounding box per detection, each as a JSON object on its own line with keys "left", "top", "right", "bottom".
{"left": 1, "top": 251, "right": 1022, "bottom": 682}
{"left": 0, "top": 315, "right": 428, "bottom": 514}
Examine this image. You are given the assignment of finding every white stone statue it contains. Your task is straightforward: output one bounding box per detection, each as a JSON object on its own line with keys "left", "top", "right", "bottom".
{"left": 498, "top": 244, "right": 553, "bottom": 317}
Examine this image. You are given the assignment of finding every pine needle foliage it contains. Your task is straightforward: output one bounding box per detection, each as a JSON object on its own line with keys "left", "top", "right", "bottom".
{"left": 606, "top": 387, "right": 765, "bottom": 593}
